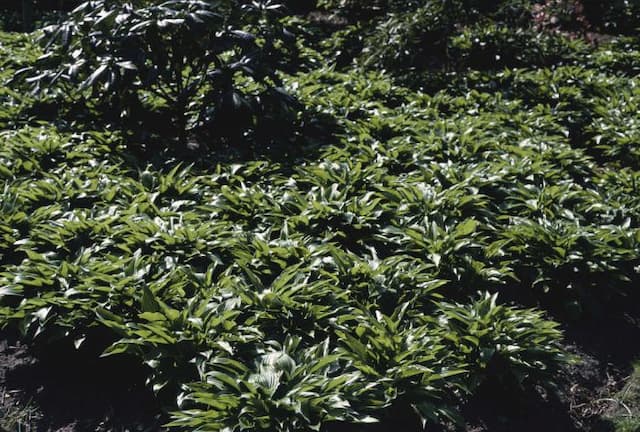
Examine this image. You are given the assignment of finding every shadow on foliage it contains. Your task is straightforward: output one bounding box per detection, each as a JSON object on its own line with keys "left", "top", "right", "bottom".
{"left": 116, "top": 107, "right": 342, "bottom": 171}
{"left": 18, "top": 87, "right": 342, "bottom": 171}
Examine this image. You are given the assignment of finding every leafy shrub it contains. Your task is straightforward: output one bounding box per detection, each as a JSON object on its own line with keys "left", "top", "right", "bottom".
{"left": 581, "top": 0, "right": 640, "bottom": 34}
{"left": 317, "top": 0, "right": 413, "bottom": 21}
{"left": 1, "top": 0, "right": 79, "bottom": 10}
{"left": 319, "top": 0, "right": 533, "bottom": 24}
{"left": 450, "top": 24, "right": 588, "bottom": 70}
{"left": 324, "top": 0, "right": 580, "bottom": 74}
{"left": 356, "top": 0, "right": 516, "bottom": 71}
{"left": 23, "top": 0, "right": 299, "bottom": 147}
{"left": 0, "top": 0, "right": 80, "bottom": 32}
{"left": 279, "top": 0, "right": 317, "bottom": 14}
{"left": 532, "top": 0, "right": 591, "bottom": 36}
{"left": 321, "top": 0, "right": 637, "bottom": 77}
{"left": 360, "top": 2, "right": 452, "bottom": 72}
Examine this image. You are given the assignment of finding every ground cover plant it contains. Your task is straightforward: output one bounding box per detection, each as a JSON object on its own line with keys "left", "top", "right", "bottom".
{"left": 0, "top": 0, "right": 639, "bottom": 431}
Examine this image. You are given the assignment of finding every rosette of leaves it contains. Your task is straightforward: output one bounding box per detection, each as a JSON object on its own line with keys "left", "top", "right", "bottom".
{"left": 334, "top": 304, "right": 468, "bottom": 428}
{"left": 437, "top": 293, "right": 570, "bottom": 392}
{"left": 170, "top": 336, "right": 375, "bottom": 431}
{"left": 23, "top": 0, "right": 299, "bottom": 148}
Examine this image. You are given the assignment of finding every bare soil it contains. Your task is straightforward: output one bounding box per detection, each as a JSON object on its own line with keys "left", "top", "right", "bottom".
{"left": 0, "top": 330, "right": 165, "bottom": 432}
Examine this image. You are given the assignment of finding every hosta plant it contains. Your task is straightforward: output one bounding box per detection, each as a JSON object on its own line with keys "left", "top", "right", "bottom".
{"left": 169, "top": 336, "right": 375, "bottom": 431}
{"left": 437, "top": 293, "right": 570, "bottom": 391}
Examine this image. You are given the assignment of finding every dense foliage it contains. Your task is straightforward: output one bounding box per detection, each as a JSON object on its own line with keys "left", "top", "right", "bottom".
{"left": 0, "top": 0, "right": 639, "bottom": 430}
{"left": 21, "top": 0, "right": 300, "bottom": 148}
{"left": 316, "top": 0, "right": 639, "bottom": 86}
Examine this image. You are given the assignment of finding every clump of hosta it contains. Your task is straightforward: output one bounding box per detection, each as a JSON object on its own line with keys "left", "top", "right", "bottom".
{"left": 169, "top": 337, "right": 376, "bottom": 431}
{"left": 437, "top": 293, "right": 570, "bottom": 391}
